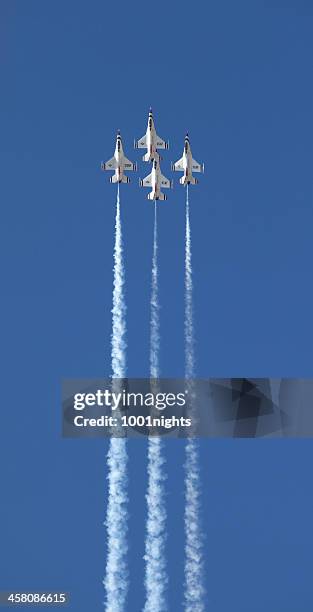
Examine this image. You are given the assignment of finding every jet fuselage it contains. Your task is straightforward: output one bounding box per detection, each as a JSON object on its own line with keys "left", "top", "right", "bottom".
{"left": 101, "top": 131, "right": 136, "bottom": 184}
{"left": 150, "top": 160, "right": 163, "bottom": 199}
{"left": 181, "top": 138, "right": 195, "bottom": 185}
{"left": 145, "top": 113, "right": 160, "bottom": 162}
{"left": 135, "top": 109, "right": 168, "bottom": 162}
{"left": 113, "top": 134, "right": 126, "bottom": 183}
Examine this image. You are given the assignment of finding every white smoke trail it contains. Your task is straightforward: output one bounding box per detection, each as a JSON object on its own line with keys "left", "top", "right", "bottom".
{"left": 104, "top": 184, "right": 128, "bottom": 612}
{"left": 150, "top": 202, "right": 160, "bottom": 379}
{"left": 111, "top": 184, "right": 126, "bottom": 379}
{"left": 144, "top": 202, "right": 168, "bottom": 612}
{"left": 185, "top": 186, "right": 195, "bottom": 381}
{"left": 184, "top": 186, "right": 205, "bottom": 612}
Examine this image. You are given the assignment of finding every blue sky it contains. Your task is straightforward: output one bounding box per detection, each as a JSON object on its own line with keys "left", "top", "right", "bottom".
{"left": 1, "top": 1, "right": 313, "bottom": 610}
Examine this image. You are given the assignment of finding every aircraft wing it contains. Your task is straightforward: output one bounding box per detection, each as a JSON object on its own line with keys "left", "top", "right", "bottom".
{"left": 155, "top": 134, "right": 168, "bottom": 149}
{"left": 160, "top": 174, "right": 171, "bottom": 188}
{"left": 192, "top": 158, "right": 203, "bottom": 172}
{"left": 102, "top": 156, "right": 116, "bottom": 170}
{"left": 140, "top": 172, "right": 152, "bottom": 187}
{"left": 172, "top": 157, "right": 184, "bottom": 172}
{"left": 136, "top": 134, "right": 147, "bottom": 148}
{"left": 123, "top": 157, "right": 136, "bottom": 171}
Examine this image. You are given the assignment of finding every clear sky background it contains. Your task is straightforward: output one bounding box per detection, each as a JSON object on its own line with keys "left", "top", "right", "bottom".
{"left": 1, "top": 1, "right": 313, "bottom": 610}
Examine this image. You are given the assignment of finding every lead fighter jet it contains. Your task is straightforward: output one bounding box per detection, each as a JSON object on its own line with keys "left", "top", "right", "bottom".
{"left": 101, "top": 130, "right": 137, "bottom": 183}
{"left": 140, "top": 159, "right": 173, "bottom": 201}
{"left": 135, "top": 108, "right": 169, "bottom": 162}
{"left": 172, "top": 133, "right": 204, "bottom": 185}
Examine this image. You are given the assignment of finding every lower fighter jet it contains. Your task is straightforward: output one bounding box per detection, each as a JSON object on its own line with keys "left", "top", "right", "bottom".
{"left": 172, "top": 133, "right": 204, "bottom": 185}
{"left": 140, "top": 159, "right": 173, "bottom": 201}
{"left": 134, "top": 108, "right": 169, "bottom": 162}
{"left": 101, "top": 130, "right": 137, "bottom": 183}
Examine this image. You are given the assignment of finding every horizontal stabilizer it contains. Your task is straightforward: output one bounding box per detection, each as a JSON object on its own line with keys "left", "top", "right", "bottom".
{"left": 142, "top": 151, "right": 162, "bottom": 162}
{"left": 110, "top": 174, "right": 130, "bottom": 184}
{"left": 147, "top": 191, "right": 166, "bottom": 201}
{"left": 179, "top": 175, "right": 198, "bottom": 185}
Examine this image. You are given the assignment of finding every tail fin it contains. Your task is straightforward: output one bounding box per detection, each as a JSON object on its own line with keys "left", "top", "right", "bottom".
{"left": 110, "top": 175, "right": 118, "bottom": 183}
{"left": 121, "top": 175, "right": 130, "bottom": 183}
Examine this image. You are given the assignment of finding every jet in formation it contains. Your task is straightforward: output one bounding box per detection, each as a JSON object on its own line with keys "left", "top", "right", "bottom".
{"left": 135, "top": 108, "right": 169, "bottom": 162}
{"left": 172, "top": 133, "right": 204, "bottom": 185}
{"left": 102, "top": 112, "right": 204, "bottom": 198}
{"left": 101, "top": 130, "right": 137, "bottom": 183}
{"left": 140, "top": 159, "right": 173, "bottom": 201}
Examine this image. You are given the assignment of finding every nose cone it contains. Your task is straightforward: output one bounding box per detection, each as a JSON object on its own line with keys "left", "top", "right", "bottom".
{"left": 149, "top": 106, "right": 153, "bottom": 117}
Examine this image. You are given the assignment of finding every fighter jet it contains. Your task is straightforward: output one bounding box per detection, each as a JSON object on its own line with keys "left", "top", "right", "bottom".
{"left": 134, "top": 108, "right": 169, "bottom": 162}
{"left": 101, "top": 130, "right": 137, "bottom": 183}
{"left": 172, "top": 133, "right": 204, "bottom": 185}
{"left": 140, "top": 159, "right": 173, "bottom": 201}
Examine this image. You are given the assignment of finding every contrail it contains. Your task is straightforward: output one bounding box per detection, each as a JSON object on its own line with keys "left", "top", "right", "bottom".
{"left": 144, "top": 202, "right": 167, "bottom": 612}
{"left": 104, "top": 184, "right": 128, "bottom": 612}
{"left": 184, "top": 186, "right": 205, "bottom": 612}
